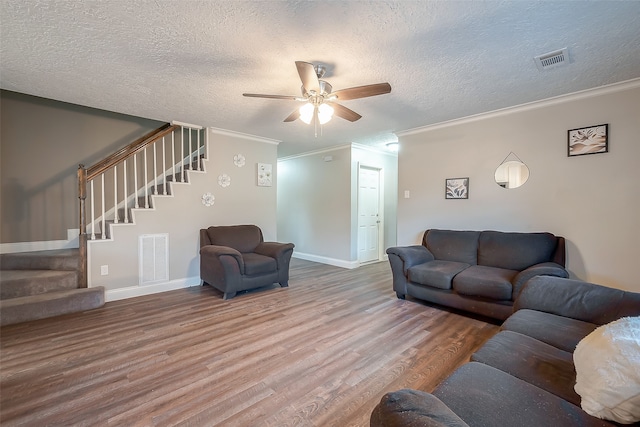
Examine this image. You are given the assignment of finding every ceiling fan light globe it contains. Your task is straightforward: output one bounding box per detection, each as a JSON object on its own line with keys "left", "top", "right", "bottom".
{"left": 318, "top": 104, "right": 334, "bottom": 124}
{"left": 299, "top": 103, "right": 314, "bottom": 124}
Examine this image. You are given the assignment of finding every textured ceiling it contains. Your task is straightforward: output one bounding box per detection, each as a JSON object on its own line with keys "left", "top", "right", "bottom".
{"left": 2, "top": 1, "right": 640, "bottom": 157}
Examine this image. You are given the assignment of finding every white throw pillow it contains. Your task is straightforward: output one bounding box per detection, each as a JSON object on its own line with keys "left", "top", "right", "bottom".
{"left": 574, "top": 316, "right": 640, "bottom": 424}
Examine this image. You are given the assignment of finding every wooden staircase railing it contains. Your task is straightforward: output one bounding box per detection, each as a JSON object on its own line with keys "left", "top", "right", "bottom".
{"left": 77, "top": 122, "right": 204, "bottom": 288}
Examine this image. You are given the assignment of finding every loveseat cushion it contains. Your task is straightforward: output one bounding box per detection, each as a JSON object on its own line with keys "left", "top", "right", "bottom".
{"left": 452, "top": 266, "right": 516, "bottom": 300}
{"left": 423, "top": 230, "right": 480, "bottom": 265}
{"left": 242, "top": 253, "right": 277, "bottom": 275}
{"left": 471, "top": 331, "right": 580, "bottom": 406}
{"left": 370, "top": 389, "right": 470, "bottom": 427}
{"left": 477, "top": 231, "right": 558, "bottom": 271}
{"left": 432, "top": 362, "right": 616, "bottom": 427}
{"left": 408, "top": 260, "right": 469, "bottom": 290}
{"left": 501, "top": 309, "right": 597, "bottom": 353}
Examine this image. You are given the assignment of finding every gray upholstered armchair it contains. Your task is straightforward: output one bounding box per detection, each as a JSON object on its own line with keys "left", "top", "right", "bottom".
{"left": 199, "top": 225, "right": 295, "bottom": 299}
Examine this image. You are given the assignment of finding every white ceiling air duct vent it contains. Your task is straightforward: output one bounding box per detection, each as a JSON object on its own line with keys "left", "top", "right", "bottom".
{"left": 534, "top": 47, "right": 569, "bottom": 71}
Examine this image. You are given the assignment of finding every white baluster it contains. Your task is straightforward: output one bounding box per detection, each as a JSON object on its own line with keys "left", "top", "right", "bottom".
{"left": 144, "top": 146, "right": 149, "bottom": 208}
{"left": 101, "top": 173, "right": 106, "bottom": 239}
{"left": 90, "top": 180, "right": 96, "bottom": 240}
{"left": 133, "top": 153, "right": 139, "bottom": 208}
{"left": 171, "top": 131, "right": 176, "bottom": 184}
{"left": 180, "top": 126, "right": 184, "bottom": 180}
{"left": 153, "top": 142, "right": 158, "bottom": 195}
{"left": 188, "top": 128, "right": 192, "bottom": 170}
{"left": 197, "top": 129, "right": 201, "bottom": 171}
{"left": 113, "top": 165, "right": 119, "bottom": 224}
{"left": 124, "top": 159, "right": 129, "bottom": 223}
{"left": 162, "top": 136, "right": 167, "bottom": 195}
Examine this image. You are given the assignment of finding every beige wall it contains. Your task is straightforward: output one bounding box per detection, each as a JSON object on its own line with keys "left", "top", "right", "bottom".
{"left": 396, "top": 81, "right": 640, "bottom": 292}
{"left": 0, "top": 90, "right": 164, "bottom": 243}
{"left": 277, "top": 147, "right": 353, "bottom": 265}
{"left": 89, "top": 128, "right": 279, "bottom": 296}
{"left": 277, "top": 144, "right": 398, "bottom": 267}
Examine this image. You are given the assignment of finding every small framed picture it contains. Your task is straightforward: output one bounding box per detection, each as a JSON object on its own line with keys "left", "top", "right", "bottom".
{"left": 568, "top": 124, "right": 608, "bottom": 157}
{"left": 257, "top": 163, "right": 272, "bottom": 187}
{"left": 445, "top": 178, "right": 469, "bottom": 199}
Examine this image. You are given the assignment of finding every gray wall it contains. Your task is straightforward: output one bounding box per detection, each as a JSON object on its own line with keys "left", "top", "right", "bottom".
{"left": 0, "top": 90, "right": 163, "bottom": 243}
{"left": 396, "top": 81, "right": 640, "bottom": 292}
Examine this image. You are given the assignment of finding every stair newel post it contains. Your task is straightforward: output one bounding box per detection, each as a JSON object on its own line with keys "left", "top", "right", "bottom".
{"left": 123, "top": 159, "right": 129, "bottom": 223}
{"left": 188, "top": 128, "right": 192, "bottom": 170}
{"left": 77, "top": 164, "right": 88, "bottom": 288}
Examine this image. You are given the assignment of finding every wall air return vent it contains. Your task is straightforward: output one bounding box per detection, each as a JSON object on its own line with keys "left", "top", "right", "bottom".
{"left": 534, "top": 47, "right": 569, "bottom": 71}
{"left": 139, "top": 233, "right": 169, "bottom": 285}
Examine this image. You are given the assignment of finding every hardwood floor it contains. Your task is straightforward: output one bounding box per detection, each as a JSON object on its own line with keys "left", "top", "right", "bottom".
{"left": 0, "top": 259, "right": 499, "bottom": 426}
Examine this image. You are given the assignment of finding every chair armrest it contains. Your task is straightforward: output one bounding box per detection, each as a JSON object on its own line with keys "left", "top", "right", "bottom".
{"left": 200, "top": 245, "right": 244, "bottom": 270}
{"left": 514, "top": 276, "right": 640, "bottom": 325}
{"left": 255, "top": 242, "right": 295, "bottom": 258}
{"left": 386, "top": 245, "right": 435, "bottom": 274}
{"left": 511, "top": 262, "right": 569, "bottom": 299}
{"left": 255, "top": 242, "right": 294, "bottom": 268}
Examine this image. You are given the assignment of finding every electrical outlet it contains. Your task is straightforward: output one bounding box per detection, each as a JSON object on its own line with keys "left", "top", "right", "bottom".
{"left": 100, "top": 265, "right": 109, "bottom": 276}
{"left": 404, "top": 190, "right": 410, "bottom": 199}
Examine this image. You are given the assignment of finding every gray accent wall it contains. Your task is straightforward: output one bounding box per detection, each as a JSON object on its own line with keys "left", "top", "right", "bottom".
{"left": 396, "top": 82, "right": 640, "bottom": 292}
{"left": 0, "top": 90, "right": 164, "bottom": 243}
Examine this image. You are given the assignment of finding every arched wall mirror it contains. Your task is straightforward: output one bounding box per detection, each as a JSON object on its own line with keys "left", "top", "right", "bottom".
{"left": 495, "top": 154, "right": 530, "bottom": 189}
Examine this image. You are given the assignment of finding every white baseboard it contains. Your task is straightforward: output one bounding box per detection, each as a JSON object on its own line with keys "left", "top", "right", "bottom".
{"left": 0, "top": 229, "right": 80, "bottom": 254}
{"left": 293, "top": 252, "right": 360, "bottom": 269}
{"left": 104, "top": 276, "right": 201, "bottom": 302}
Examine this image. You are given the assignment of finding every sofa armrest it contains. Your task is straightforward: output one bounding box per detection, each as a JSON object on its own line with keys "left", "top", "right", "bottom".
{"left": 371, "top": 389, "right": 470, "bottom": 427}
{"left": 511, "top": 262, "right": 569, "bottom": 299}
{"left": 514, "top": 276, "right": 640, "bottom": 325}
{"left": 386, "top": 245, "right": 435, "bottom": 274}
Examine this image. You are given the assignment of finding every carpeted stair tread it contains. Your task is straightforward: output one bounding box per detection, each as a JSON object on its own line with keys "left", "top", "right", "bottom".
{"left": 0, "top": 286, "right": 105, "bottom": 327}
{"left": 1, "top": 270, "right": 79, "bottom": 299}
{"left": 0, "top": 249, "right": 80, "bottom": 271}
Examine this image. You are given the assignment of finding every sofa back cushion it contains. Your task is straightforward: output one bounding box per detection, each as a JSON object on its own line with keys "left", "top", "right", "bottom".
{"left": 205, "top": 225, "right": 263, "bottom": 253}
{"left": 423, "top": 230, "right": 480, "bottom": 265}
{"left": 478, "top": 231, "right": 558, "bottom": 270}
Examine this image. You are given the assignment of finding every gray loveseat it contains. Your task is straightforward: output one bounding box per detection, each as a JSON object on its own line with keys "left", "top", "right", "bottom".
{"left": 371, "top": 276, "right": 640, "bottom": 427}
{"left": 387, "top": 229, "right": 568, "bottom": 320}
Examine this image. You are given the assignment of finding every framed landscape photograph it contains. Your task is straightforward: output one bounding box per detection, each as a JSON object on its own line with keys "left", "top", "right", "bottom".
{"left": 445, "top": 178, "right": 469, "bottom": 199}
{"left": 568, "top": 124, "right": 608, "bottom": 157}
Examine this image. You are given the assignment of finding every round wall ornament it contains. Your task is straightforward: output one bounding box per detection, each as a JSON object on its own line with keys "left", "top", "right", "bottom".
{"left": 201, "top": 192, "right": 215, "bottom": 207}
{"left": 218, "top": 173, "right": 231, "bottom": 187}
{"left": 233, "top": 154, "right": 246, "bottom": 167}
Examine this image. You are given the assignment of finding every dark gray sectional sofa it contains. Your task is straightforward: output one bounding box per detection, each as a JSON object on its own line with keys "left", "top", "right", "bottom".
{"left": 371, "top": 276, "right": 640, "bottom": 427}
{"left": 387, "top": 229, "right": 569, "bottom": 320}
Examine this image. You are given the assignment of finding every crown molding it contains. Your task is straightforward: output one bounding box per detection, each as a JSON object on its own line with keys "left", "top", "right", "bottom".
{"left": 278, "top": 144, "right": 352, "bottom": 161}
{"left": 397, "top": 78, "right": 640, "bottom": 137}
{"left": 208, "top": 127, "right": 281, "bottom": 145}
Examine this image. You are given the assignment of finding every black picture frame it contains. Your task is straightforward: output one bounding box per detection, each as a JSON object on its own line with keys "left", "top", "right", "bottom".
{"left": 568, "top": 124, "right": 608, "bottom": 157}
{"left": 445, "top": 178, "right": 469, "bottom": 199}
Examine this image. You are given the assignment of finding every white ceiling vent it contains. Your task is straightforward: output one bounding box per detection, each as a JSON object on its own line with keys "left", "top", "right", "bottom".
{"left": 534, "top": 47, "right": 569, "bottom": 71}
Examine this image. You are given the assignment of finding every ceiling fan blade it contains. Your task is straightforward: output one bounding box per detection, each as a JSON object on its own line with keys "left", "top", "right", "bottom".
{"left": 332, "top": 83, "right": 391, "bottom": 101}
{"left": 283, "top": 109, "right": 300, "bottom": 122}
{"left": 328, "top": 102, "right": 362, "bottom": 122}
{"left": 295, "top": 61, "right": 320, "bottom": 95}
{"left": 243, "top": 93, "right": 298, "bottom": 100}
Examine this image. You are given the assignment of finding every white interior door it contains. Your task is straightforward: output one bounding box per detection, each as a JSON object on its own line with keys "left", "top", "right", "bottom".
{"left": 358, "top": 166, "right": 381, "bottom": 264}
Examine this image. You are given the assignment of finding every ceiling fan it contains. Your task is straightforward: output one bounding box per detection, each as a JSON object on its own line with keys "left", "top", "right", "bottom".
{"left": 243, "top": 61, "right": 391, "bottom": 135}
